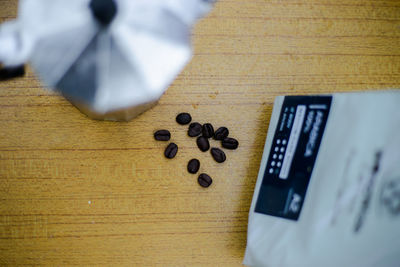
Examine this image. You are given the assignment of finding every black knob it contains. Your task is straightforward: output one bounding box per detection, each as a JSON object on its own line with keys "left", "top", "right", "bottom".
{"left": 89, "top": 0, "right": 117, "bottom": 26}
{"left": 0, "top": 65, "right": 25, "bottom": 81}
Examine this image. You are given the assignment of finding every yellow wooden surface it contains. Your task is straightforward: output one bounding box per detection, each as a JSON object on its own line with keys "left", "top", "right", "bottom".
{"left": 0, "top": 0, "right": 399, "bottom": 265}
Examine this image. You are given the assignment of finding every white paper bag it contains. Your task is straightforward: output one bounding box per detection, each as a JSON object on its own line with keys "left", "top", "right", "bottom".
{"left": 244, "top": 91, "right": 400, "bottom": 267}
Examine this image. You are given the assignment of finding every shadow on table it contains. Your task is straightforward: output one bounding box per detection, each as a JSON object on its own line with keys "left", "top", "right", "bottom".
{"left": 229, "top": 102, "right": 273, "bottom": 262}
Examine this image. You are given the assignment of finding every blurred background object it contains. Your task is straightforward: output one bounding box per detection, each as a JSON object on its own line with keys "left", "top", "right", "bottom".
{"left": 0, "top": 0, "right": 215, "bottom": 121}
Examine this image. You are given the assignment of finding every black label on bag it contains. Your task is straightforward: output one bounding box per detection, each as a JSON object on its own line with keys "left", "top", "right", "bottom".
{"left": 255, "top": 96, "right": 332, "bottom": 220}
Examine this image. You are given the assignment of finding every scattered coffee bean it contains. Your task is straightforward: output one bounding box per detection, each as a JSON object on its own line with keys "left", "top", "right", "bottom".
{"left": 202, "top": 123, "right": 214, "bottom": 138}
{"left": 211, "top": 148, "right": 226, "bottom": 163}
{"left": 0, "top": 65, "right": 25, "bottom": 81}
{"left": 154, "top": 129, "right": 171, "bottom": 141}
{"left": 222, "top": 137, "right": 239, "bottom": 150}
{"left": 188, "top": 122, "right": 202, "bottom": 137}
{"left": 187, "top": 159, "right": 200, "bottom": 174}
{"left": 176, "top": 113, "right": 192, "bottom": 125}
{"left": 155, "top": 114, "right": 239, "bottom": 187}
{"left": 198, "top": 173, "right": 213, "bottom": 188}
{"left": 197, "top": 136, "right": 210, "bottom": 152}
{"left": 164, "top": 143, "right": 178, "bottom": 159}
{"left": 214, "top": 127, "right": 229, "bottom": 140}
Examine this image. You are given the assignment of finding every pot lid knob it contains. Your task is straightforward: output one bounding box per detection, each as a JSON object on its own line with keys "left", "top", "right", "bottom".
{"left": 89, "top": 0, "right": 117, "bottom": 26}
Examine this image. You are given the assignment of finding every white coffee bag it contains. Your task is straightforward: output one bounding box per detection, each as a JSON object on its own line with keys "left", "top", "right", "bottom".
{"left": 244, "top": 91, "right": 400, "bottom": 267}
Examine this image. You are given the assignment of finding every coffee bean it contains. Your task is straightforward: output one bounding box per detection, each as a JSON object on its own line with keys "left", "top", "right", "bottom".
{"left": 198, "top": 173, "right": 213, "bottom": 188}
{"left": 188, "top": 122, "right": 202, "bottom": 137}
{"left": 222, "top": 137, "right": 239, "bottom": 150}
{"left": 0, "top": 65, "right": 25, "bottom": 81}
{"left": 187, "top": 159, "right": 200, "bottom": 174}
{"left": 211, "top": 148, "right": 226, "bottom": 163}
{"left": 197, "top": 136, "right": 210, "bottom": 152}
{"left": 176, "top": 113, "right": 192, "bottom": 125}
{"left": 202, "top": 123, "right": 214, "bottom": 138}
{"left": 214, "top": 127, "right": 229, "bottom": 140}
{"left": 164, "top": 143, "right": 178, "bottom": 158}
{"left": 154, "top": 130, "right": 171, "bottom": 141}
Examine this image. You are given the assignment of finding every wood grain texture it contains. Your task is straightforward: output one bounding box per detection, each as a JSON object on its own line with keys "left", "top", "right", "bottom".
{"left": 0, "top": 0, "right": 399, "bottom": 265}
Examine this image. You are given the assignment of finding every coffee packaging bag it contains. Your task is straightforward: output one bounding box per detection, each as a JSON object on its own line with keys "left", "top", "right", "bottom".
{"left": 244, "top": 91, "right": 400, "bottom": 267}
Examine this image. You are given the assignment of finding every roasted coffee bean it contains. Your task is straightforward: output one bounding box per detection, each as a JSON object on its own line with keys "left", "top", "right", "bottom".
{"left": 198, "top": 173, "right": 213, "bottom": 188}
{"left": 187, "top": 159, "right": 200, "bottom": 174}
{"left": 222, "top": 137, "right": 239, "bottom": 150}
{"left": 0, "top": 65, "right": 25, "bottom": 81}
{"left": 176, "top": 112, "right": 192, "bottom": 125}
{"left": 164, "top": 143, "right": 178, "bottom": 158}
{"left": 188, "top": 122, "right": 202, "bottom": 137}
{"left": 202, "top": 123, "right": 214, "bottom": 138}
{"left": 214, "top": 127, "right": 229, "bottom": 140}
{"left": 197, "top": 136, "right": 210, "bottom": 152}
{"left": 154, "top": 129, "right": 171, "bottom": 141}
{"left": 211, "top": 148, "right": 226, "bottom": 163}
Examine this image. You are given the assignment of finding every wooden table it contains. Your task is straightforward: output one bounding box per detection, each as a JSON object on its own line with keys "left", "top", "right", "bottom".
{"left": 1, "top": 0, "right": 399, "bottom": 265}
